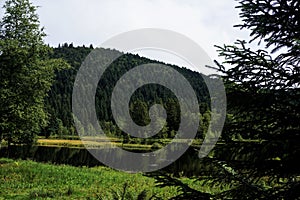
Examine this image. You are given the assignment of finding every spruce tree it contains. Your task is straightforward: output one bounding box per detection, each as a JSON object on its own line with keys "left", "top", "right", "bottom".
{"left": 151, "top": 0, "right": 300, "bottom": 199}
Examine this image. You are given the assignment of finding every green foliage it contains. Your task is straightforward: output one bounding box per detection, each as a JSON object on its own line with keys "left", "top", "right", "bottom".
{"left": 45, "top": 44, "right": 211, "bottom": 139}
{"left": 0, "top": 158, "right": 206, "bottom": 199}
{"left": 0, "top": 0, "right": 68, "bottom": 145}
{"left": 213, "top": 2, "right": 300, "bottom": 144}
{"left": 151, "top": 142, "right": 163, "bottom": 150}
{"left": 148, "top": 172, "right": 212, "bottom": 200}
{"left": 215, "top": 0, "right": 300, "bottom": 142}
{"left": 215, "top": 0, "right": 300, "bottom": 198}
{"left": 151, "top": 0, "right": 300, "bottom": 199}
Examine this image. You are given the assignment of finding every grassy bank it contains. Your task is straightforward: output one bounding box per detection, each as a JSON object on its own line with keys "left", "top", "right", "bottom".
{"left": 36, "top": 137, "right": 169, "bottom": 151}
{"left": 0, "top": 158, "right": 205, "bottom": 200}
{"left": 36, "top": 137, "right": 198, "bottom": 151}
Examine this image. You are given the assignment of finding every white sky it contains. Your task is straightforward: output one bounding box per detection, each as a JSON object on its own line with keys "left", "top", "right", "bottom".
{"left": 2, "top": 0, "right": 252, "bottom": 72}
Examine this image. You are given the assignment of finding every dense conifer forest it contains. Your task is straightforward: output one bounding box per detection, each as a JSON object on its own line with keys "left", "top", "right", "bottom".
{"left": 44, "top": 44, "right": 212, "bottom": 139}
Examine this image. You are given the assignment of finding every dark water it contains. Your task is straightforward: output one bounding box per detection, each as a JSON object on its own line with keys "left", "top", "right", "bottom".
{"left": 0, "top": 145, "right": 101, "bottom": 166}
{"left": 0, "top": 145, "right": 215, "bottom": 176}
{"left": 1, "top": 142, "right": 288, "bottom": 176}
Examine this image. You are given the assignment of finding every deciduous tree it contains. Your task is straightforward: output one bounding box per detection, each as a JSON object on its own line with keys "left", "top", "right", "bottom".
{"left": 0, "top": 0, "right": 68, "bottom": 146}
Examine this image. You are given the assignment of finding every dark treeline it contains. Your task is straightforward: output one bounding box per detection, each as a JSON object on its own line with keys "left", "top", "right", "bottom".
{"left": 43, "top": 44, "right": 211, "bottom": 139}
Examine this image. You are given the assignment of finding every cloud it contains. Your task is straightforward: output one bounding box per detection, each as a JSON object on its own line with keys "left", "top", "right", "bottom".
{"left": 6, "top": 0, "right": 251, "bottom": 71}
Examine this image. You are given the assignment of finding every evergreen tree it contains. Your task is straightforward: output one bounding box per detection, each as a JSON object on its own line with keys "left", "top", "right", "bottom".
{"left": 151, "top": 0, "right": 300, "bottom": 199}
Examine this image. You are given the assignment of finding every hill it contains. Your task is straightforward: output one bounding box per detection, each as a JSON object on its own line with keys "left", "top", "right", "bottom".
{"left": 43, "top": 44, "right": 211, "bottom": 139}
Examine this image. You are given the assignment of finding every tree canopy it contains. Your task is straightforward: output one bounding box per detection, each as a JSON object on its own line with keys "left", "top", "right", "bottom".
{"left": 44, "top": 44, "right": 211, "bottom": 140}
{"left": 215, "top": 0, "right": 300, "bottom": 141}
{"left": 0, "top": 0, "right": 68, "bottom": 146}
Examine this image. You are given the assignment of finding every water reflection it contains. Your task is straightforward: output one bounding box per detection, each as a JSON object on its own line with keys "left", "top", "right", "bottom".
{"left": 0, "top": 145, "right": 203, "bottom": 175}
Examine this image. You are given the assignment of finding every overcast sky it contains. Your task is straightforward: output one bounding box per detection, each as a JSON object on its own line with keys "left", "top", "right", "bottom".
{"left": 2, "top": 0, "right": 252, "bottom": 72}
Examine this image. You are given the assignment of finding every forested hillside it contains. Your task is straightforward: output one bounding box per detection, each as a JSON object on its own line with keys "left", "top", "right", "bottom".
{"left": 43, "top": 44, "right": 211, "bottom": 139}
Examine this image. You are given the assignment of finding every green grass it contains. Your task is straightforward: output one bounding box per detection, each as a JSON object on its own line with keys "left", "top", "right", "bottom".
{"left": 36, "top": 137, "right": 187, "bottom": 151}
{"left": 0, "top": 158, "right": 204, "bottom": 200}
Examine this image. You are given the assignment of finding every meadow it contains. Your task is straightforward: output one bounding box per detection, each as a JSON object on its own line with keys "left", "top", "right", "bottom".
{"left": 0, "top": 157, "right": 216, "bottom": 200}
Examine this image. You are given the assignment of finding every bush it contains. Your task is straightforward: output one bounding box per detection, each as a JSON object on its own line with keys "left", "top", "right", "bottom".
{"left": 151, "top": 142, "right": 163, "bottom": 150}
